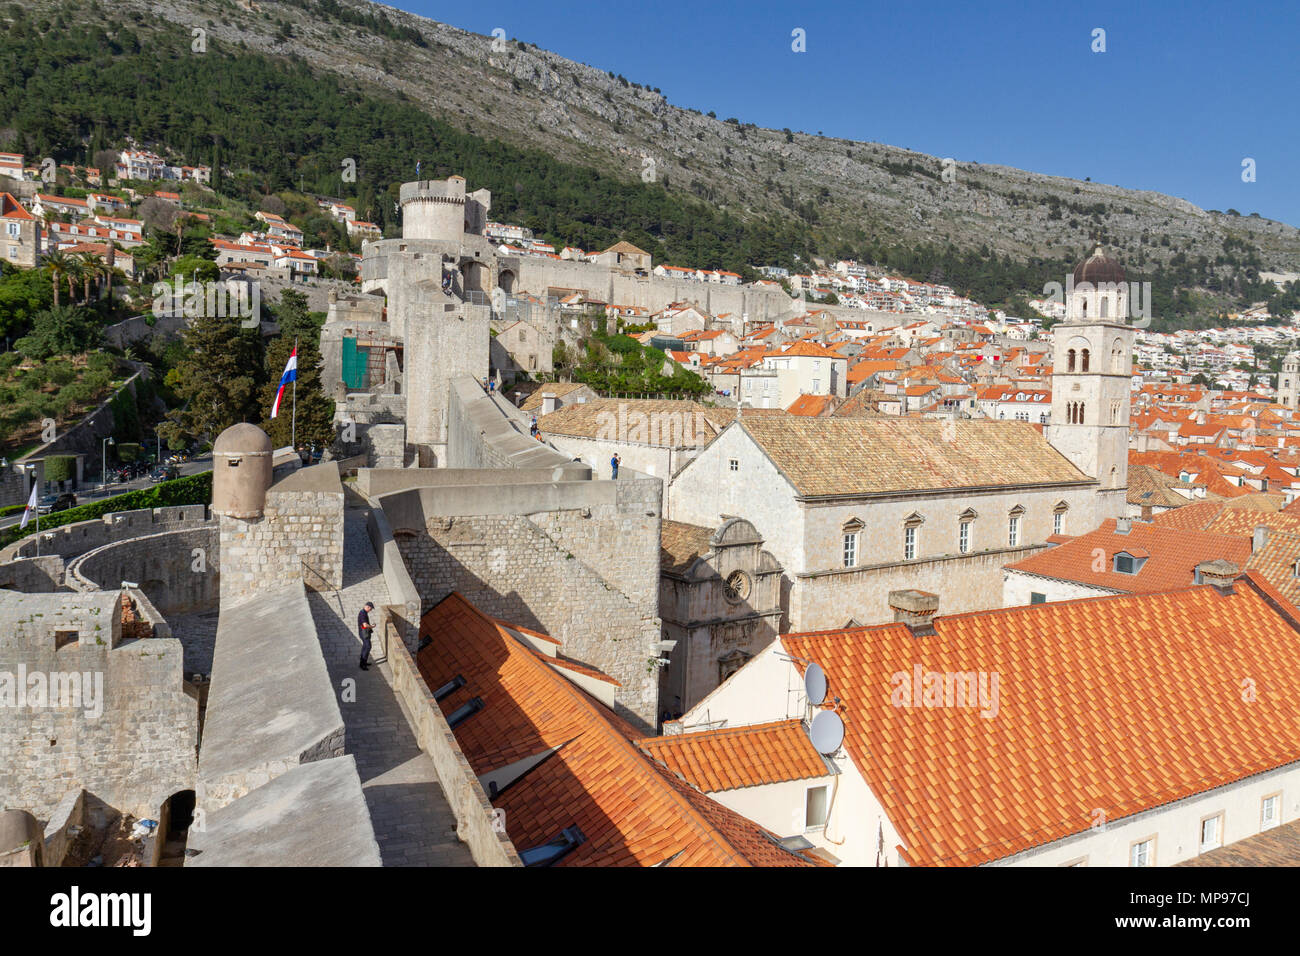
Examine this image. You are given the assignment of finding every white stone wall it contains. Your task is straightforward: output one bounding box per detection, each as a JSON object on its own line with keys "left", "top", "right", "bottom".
{"left": 1002, "top": 569, "right": 1113, "bottom": 607}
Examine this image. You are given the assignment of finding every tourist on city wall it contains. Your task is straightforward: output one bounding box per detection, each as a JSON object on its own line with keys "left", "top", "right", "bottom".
{"left": 357, "top": 602, "right": 375, "bottom": 671}
{"left": 529, "top": 416, "right": 539, "bottom": 438}
{"left": 441, "top": 271, "right": 452, "bottom": 294}
{"left": 611, "top": 454, "right": 621, "bottom": 479}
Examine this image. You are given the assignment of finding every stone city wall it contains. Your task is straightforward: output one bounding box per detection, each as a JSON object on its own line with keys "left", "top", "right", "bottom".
{"left": 0, "top": 555, "right": 65, "bottom": 593}
{"left": 66, "top": 526, "right": 219, "bottom": 616}
{"left": 385, "top": 626, "right": 521, "bottom": 867}
{"left": 395, "top": 513, "right": 661, "bottom": 730}
{"left": 0, "top": 589, "right": 199, "bottom": 821}
{"left": 1, "top": 505, "right": 211, "bottom": 563}
{"left": 218, "top": 468, "right": 344, "bottom": 606}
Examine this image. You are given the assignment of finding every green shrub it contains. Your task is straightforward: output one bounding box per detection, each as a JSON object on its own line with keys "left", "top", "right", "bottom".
{"left": 0, "top": 471, "right": 212, "bottom": 548}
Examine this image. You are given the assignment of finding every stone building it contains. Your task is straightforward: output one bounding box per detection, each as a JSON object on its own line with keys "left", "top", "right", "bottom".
{"left": 658, "top": 518, "right": 783, "bottom": 719}
{"left": 667, "top": 416, "right": 1098, "bottom": 630}
{"left": 1, "top": 192, "right": 39, "bottom": 268}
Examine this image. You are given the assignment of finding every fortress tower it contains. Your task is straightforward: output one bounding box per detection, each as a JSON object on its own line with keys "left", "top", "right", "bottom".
{"left": 399, "top": 176, "right": 491, "bottom": 242}
{"left": 1045, "top": 245, "right": 1134, "bottom": 524}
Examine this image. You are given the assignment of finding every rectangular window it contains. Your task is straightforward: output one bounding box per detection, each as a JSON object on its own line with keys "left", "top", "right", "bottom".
{"left": 1008, "top": 515, "right": 1020, "bottom": 548}
{"left": 843, "top": 533, "right": 857, "bottom": 568}
{"left": 1129, "top": 838, "right": 1154, "bottom": 868}
{"left": 1030, "top": 592, "right": 1046, "bottom": 605}
{"left": 1199, "top": 814, "right": 1222, "bottom": 852}
{"left": 5, "top": 222, "right": 18, "bottom": 237}
{"left": 959, "top": 521, "right": 970, "bottom": 554}
{"left": 1053, "top": 512, "right": 1063, "bottom": 536}
{"left": 904, "top": 526, "right": 916, "bottom": 560}
{"left": 805, "top": 786, "right": 829, "bottom": 830}
{"left": 1262, "top": 793, "right": 1280, "bottom": 831}
{"left": 728, "top": 458, "right": 738, "bottom": 472}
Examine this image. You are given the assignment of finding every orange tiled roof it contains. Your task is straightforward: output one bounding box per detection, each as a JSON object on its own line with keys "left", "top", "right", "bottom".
{"left": 1006, "top": 518, "right": 1250, "bottom": 594}
{"left": 416, "top": 593, "right": 821, "bottom": 867}
{"left": 783, "top": 571, "right": 1300, "bottom": 866}
{"left": 786, "top": 394, "right": 834, "bottom": 416}
{"left": 637, "top": 720, "right": 830, "bottom": 793}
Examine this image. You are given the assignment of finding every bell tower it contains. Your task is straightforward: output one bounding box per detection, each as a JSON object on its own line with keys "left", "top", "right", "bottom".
{"left": 1279, "top": 352, "right": 1300, "bottom": 410}
{"left": 1045, "top": 245, "right": 1134, "bottom": 523}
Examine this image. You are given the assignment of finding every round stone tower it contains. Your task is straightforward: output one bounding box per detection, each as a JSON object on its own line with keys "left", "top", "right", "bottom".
{"left": 212, "top": 423, "right": 273, "bottom": 519}
{"left": 399, "top": 176, "right": 466, "bottom": 242}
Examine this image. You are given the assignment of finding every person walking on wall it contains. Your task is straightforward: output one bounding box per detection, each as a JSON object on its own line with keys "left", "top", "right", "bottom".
{"left": 611, "top": 453, "right": 621, "bottom": 479}
{"left": 358, "top": 601, "right": 375, "bottom": 670}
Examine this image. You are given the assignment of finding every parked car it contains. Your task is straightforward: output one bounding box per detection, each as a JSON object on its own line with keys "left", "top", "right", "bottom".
{"left": 37, "top": 493, "right": 77, "bottom": 515}
{"left": 150, "top": 465, "right": 179, "bottom": 483}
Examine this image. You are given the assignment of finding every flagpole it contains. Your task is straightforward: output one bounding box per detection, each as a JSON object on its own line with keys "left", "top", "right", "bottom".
{"left": 291, "top": 337, "right": 298, "bottom": 452}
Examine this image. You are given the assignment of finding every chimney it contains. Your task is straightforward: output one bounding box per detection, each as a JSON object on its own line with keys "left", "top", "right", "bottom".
{"left": 1196, "top": 559, "right": 1240, "bottom": 595}
{"left": 889, "top": 589, "right": 939, "bottom": 637}
{"left": 1115, "top": 517, "right": 1132, "bottom": 534}
{"left": 540, "top": 392, "right": 558, "bottom": 416}
{"left": 1196, "top": 409, "right": 1206, "bottom": 425}
{"left": 1137, "top": 433, "right": 1149, "bottom": 453}
{"left": 1252, "top": 525, "right": 1270, "bottom": 553}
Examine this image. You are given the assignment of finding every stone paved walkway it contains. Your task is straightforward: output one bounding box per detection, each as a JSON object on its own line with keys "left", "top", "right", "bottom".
{"left": 306, "top": 507, "right": 474, "bottom": 867}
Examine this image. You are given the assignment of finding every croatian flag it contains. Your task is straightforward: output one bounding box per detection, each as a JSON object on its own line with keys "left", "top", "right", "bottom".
{"left": 272, "top": 348, "right": 298, "bottom": 419}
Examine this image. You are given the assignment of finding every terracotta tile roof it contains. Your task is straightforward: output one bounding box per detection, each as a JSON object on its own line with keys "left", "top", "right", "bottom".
{"left": 516, "top": 382, "right": 594, "bottom": 412}
{"left": 786, "top": 394, "right": 834, "bottom": 416}
{"left": 1006, "top": 518, "right": 1251, "bottom": 594}
{"left": 602, "top": 241, "right": 650, "bottom": 256}
{"left": 539, "top": 398, "right": 730, "bottom": 446}
{"left": 735, "top": 418, "right": 1089, "bottom": 497}
{"left": 782, "top": 572, "right": 1300, "bottom": 866}
{"left": 661, "top": 519, "right": 714, "bottom": 573}
{"left": 416, "top": 593, "right": 821, "bottom": 867}
{"left": 0, "top": 192, "right": 34, "bottom": 220}
{"left": 1151, "top": 496, "right": 1297, "bottom": 535}
{"left": 637, "top": 720, "right": 830, "bottom": 793}
{"left": 1126, "top": 464, "right": 1218, "bottom": 509}
{"left": 1244, "top": 529, "right": 1300, "bottom": 607}
{"left": 781, "top": 341, "right": 843, "bottom": 359}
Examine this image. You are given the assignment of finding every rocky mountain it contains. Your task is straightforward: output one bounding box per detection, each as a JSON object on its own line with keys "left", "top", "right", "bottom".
{"left": 13, "top": 0, "right": 1300, "bottom": 290}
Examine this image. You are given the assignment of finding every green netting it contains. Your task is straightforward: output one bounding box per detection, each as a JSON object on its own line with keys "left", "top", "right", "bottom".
{"left": 341, "top": 336, "right": 368, "bottom": 389}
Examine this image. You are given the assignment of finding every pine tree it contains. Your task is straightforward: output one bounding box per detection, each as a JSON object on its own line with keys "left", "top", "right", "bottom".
{"left": 161, "top": 315, "right": 264, "bottom": 445}
{"left": 258, "top": 290, "right": 334, "bottom": 450}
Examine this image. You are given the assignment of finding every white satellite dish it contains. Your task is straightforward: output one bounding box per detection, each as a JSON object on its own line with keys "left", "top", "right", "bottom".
{"left": 809, "top": 710, "right": 845, "bottom": 756}
{"left": 805, "top": 663, "right": 827, "bottom": 706}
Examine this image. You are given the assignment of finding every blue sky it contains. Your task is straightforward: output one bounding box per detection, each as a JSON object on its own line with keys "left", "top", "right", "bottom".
{"left": 395, "top": 1, "right": 1299, "bottom": 227}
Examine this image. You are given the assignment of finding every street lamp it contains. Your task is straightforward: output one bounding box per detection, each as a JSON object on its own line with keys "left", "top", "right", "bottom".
{"left": 101, "top": 436, "right": 114, "bottom": 491}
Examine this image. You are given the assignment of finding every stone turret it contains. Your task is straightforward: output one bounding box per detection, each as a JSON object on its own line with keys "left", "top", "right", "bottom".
{"left": 212, "top": 424, "right": 273, "bottom": 519}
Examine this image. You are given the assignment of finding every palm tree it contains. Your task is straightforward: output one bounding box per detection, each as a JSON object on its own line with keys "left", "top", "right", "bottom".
{"left": 63, "top": 256, "right": 84, "bottom": 304}
{"left": 44, "top": 251, "right": 69, "bottom": 308}
{"left": 105, "top": 243, "right": 117, "bottom": 302}
{"left": 75, "top": 252, "right": 99, "bottom": 302}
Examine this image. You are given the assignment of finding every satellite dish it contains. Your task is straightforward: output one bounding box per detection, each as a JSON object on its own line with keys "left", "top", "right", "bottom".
{"left": 805, "top": 663, "right": 827, "bottom": 706}
{"left": 809, "top": 710, "right": 845, "bottom": 756}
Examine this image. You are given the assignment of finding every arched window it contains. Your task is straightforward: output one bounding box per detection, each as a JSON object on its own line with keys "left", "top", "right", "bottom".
{"left": 1081, "top": 298, "right": 1088, "bottom": 318}
{"left": 1067, "top": 349, "right": 1076, "bottom": 372}
{"left": 1112, "top": 338, "right": 1125, "bottom": 373}
{"left": 1079, "top": 402, "right": 1086, "bottom": 422}
{"left": 1100, "top": 296, "right": 1109, "bottom": 318}
{"left": 1081, "top": 349, "right": 1090, "bottom": 372}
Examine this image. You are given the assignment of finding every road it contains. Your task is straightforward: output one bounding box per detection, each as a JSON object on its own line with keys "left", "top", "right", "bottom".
{"left": 0, "top": 457, "right": 212, "bottom": 531}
